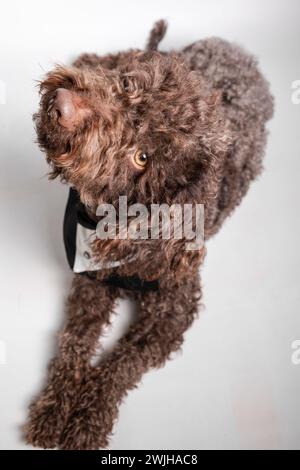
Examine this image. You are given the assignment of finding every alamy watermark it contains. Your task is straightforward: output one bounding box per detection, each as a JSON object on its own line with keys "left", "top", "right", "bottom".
{"left": 0, "top": 80, "right": 6, "bottom": 105}
{"left": 95, "top": 196, "right": 204, "bottom": 251}
{"left": 0, "top": 340, "right": 7, "bottom": 365}
{"left": 291, "top": 80, "right": 300, "bottom": 104}
{"left": 291, "top": 340, "right": 300, "bottom": 365}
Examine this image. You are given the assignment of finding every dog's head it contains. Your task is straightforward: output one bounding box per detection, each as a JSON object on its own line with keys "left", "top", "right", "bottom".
{"left": 35, "top": 51, "right": 229, "bottom": 209}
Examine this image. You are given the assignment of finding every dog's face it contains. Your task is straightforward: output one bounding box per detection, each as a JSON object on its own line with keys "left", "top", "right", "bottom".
{"left": 35, "top": 51, "right": 229, "bottom": 210}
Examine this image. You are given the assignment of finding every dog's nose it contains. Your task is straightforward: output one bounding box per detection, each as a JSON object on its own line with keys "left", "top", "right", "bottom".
{"left": 53, "top": 88, "right": 77, "bottom": 130}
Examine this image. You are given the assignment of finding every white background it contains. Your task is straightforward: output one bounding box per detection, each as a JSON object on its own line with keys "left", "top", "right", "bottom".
{"left": 0, "top": 0, "right": 299, "bottom": 450}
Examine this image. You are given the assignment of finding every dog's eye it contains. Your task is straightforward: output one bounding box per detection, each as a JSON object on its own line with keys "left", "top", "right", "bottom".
{"left": 132, "top": 151, "right": 148, "bottom": 170}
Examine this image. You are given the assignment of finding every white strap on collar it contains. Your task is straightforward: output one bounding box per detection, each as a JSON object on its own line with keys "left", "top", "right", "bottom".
{"left": 73, "top": 224, "right": 124, "bottom": 273}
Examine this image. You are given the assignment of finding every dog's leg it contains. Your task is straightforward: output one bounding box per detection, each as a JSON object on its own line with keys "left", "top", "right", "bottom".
{"left": 59, "top": 274, "right": 201, "bottom": 450}
{"left": 25, "top": 274, "right": 118, "bottom": 449}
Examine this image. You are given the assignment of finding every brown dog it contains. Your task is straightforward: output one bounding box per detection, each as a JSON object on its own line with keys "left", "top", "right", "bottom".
{"left": 25, "top": 20, "right": 273, "bottom": 449}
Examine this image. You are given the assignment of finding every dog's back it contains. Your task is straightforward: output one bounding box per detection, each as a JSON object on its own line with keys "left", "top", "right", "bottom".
{"left": 183, "top": 37, "right": 274, "bottom": 236}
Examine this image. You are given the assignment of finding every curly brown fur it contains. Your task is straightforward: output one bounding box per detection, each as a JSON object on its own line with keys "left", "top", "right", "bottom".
{"left": 25, "top": 20, "right": 273, "bottom": 449}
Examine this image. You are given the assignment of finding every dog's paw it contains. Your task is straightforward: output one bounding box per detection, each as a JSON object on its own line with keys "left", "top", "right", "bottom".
{"left": 25, "top": 378, "right": 74, "bottom": 449}
{"left": 58, "top": 406, "right": 110, "bottom": 450}
{"left": 25, "top": 399, "right": 64, "bottom": 449}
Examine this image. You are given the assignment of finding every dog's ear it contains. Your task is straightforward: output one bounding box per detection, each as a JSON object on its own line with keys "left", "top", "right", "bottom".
{"left": 50, "top": 87, "right": 91, "bottom": 130}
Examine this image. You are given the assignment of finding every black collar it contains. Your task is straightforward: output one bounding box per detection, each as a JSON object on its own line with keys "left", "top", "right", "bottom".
{"left": 63, "top": 187, "right": 159, "bottom": 291}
